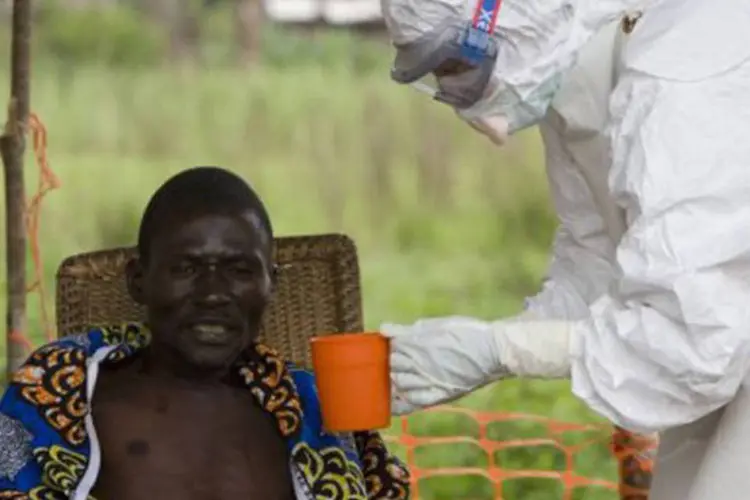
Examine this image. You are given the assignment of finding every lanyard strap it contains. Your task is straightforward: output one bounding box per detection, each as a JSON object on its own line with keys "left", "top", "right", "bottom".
{"left": 472, "top": 0, "right": 503, "bottom": 33}
{"left": 462, "top": 0, "right": 503, "bottom": 62}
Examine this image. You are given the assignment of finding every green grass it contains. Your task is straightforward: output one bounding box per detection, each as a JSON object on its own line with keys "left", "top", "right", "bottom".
{"left": 0, "top": 55, "right": 619, "bottom": 497}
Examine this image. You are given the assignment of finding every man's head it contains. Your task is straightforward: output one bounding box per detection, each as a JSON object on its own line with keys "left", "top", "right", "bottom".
{"left": 126, "top": 166, "right": 275, "bottom": 373}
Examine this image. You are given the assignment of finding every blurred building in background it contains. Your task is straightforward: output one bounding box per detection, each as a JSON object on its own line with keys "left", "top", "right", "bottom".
{"left": 265, "top": 0, "right": 382, "bottom": 25}
{"left": 0, "top": 0, "right": 387, "bottom": 66}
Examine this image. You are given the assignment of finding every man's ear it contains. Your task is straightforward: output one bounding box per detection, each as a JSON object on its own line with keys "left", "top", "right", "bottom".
{"left": 270, "top": 263, "right": 279, "bottom": 291}
{"left": 125, "top": 257, "right": 146, "bottom": 305}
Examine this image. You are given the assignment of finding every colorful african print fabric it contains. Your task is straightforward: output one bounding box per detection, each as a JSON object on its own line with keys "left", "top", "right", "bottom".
{"left": 612, "top": 426, "right": 657, "bottom": 500}
{"left": 0, "top": 323, "right": 410, "bottom": 499}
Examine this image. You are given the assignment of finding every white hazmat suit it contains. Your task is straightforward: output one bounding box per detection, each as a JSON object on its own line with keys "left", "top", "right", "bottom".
{"left": 380, "top": 0, "right": 750, "bottom": 497}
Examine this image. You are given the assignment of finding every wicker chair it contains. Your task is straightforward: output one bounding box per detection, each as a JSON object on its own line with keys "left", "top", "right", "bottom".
{"left": 55, "top": 233, "right": 363, "bottom": 368}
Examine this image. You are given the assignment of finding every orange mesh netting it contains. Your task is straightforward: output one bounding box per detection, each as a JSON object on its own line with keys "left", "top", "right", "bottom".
{"left": 6, "top": 112, "right": 60, "bottom": 356}
{"left": 14, "top": 114, "right": 657, "bottom": 499}
{"left": 385, "top": 409, "right": 657, "bottom": 499}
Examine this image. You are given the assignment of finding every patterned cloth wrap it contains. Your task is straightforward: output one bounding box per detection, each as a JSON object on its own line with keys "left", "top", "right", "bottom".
{"left": 611, "top": 426, "right": 657, "bottom": 500}
{"left": 0, "top": 323, "right": 410, "bottom": 499}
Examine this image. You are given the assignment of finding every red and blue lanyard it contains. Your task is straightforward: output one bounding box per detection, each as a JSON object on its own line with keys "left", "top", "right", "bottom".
{"left": 461, "top": 0, "right": 503, "bottom": 63}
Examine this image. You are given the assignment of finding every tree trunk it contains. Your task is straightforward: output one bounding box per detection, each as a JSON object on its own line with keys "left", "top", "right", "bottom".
{"left": 1, "top": 0, "right": 32, "bottom": 379}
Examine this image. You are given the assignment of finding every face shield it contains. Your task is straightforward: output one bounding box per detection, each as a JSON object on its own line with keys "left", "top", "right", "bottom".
{"left": 388, "top": 0, "right": 511, "bottom": 146}
{"left": 390, "top": 10, "right": 501, "bottom": 110}
{"left": 386, "top": 0, "right": 573, "bottom": 145}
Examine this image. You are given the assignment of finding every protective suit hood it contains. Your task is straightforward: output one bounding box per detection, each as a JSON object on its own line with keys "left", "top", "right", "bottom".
{"left": 624, "top": 0, "right": 750, "bottom": 81}
{"left": 382, "top": 0, "right": 656, "bottom": 139}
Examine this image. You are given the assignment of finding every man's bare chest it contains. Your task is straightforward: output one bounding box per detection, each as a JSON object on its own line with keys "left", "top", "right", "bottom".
{"left": 90, "top": 377, "right": 295, "bottom": 499}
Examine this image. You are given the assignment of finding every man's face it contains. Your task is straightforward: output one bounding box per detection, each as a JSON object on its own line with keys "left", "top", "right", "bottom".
{"left": 129, "top": 211, "right": 274, "bottom": 372}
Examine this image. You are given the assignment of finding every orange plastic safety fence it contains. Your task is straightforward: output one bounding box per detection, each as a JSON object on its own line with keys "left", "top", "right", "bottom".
{"left": 387, "top": 409, "right": 657, "bottom": 499}
{"left": 18, "top": 114, "right": 657, "bottom": 499}
{"left": 384, "top": 407, "right": 656, "bottom": 499}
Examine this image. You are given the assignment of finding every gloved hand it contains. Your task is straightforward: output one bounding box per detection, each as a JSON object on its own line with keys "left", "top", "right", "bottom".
{"left": 383, "top": 315, "right": 576, "bottom": 415}
{"left": 383, "top": 317, "right": 507, "bottom": 415}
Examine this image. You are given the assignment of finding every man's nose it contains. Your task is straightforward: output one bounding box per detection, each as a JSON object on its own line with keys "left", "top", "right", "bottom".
{"left": 195, "top": 268, "right": 231, "bottom": 305}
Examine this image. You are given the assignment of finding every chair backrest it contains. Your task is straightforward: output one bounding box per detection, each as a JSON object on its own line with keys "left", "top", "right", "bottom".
{"left": 55, "top": 233, "right": 363, "bottom": 368}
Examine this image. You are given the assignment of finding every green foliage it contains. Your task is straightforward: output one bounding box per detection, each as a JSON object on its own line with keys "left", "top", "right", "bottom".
{"left": 35, "top": 1, "right": 167, "bottom": 67}
{"left": 260, "top": 26, "right": 390, "bottom": 74}
{"left": 22, "top": 1, "right": 388, "bottom": 73}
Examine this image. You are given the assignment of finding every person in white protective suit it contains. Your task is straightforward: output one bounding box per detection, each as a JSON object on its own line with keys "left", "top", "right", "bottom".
{"left": 379, "top": 0, "right": 750, "bottom": 497}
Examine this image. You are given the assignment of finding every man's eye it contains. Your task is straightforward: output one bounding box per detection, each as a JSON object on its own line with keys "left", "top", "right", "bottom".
{"left": 172, "top": 262, "right": 196, "bottom": 275}
{"left": 231, "top": 263, "right": 256, "bottom": 276}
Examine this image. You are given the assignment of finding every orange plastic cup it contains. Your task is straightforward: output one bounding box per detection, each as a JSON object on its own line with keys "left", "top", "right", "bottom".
{"left": 310, "top": 332, "right": 391, "bottom": 432}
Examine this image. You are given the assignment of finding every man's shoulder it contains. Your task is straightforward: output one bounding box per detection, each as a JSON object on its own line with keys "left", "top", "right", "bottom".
{"left": 1, "top": 333, "right": 95, "bottom": 404}
{"left": 6, "top": 323, "right": 149, "bottom": 385}
{"left": 281, "top": 360, "right": 412, "bottom": 496}
{"left": 14, "top": 326, "right": 117, "bottom": 362}
{"left": 285, "top": 362, "right": 320, "bottom": 400}
{"left": 33, "top": 332, "right": 96, "bottom": 352}
{"left": 11, "top": 334, "right": 95, "bottom": 371}
{"left": 282, "top": 362, "right": 327, "bottom": 421}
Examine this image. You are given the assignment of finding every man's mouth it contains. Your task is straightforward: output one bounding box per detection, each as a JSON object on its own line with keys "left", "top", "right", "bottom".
{"left": 189, "top": 323, "right": 234, "bottom": 345}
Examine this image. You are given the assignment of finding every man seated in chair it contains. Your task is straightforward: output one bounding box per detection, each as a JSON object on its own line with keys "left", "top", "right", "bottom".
{"left": 0, "top": 166, "right": 410, "bottom": 499}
